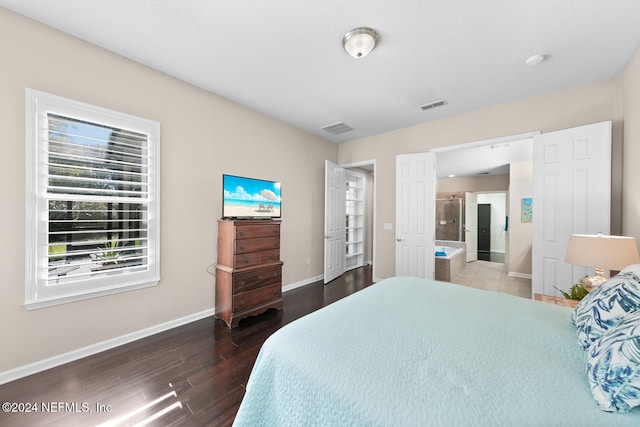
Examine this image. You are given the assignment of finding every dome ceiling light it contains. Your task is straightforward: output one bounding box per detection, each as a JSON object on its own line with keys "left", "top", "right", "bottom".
{"left": 525, "top": 54, "right": 546, "bottom": 66}
{"left": 342, "top": 27, "right": 378, "bottom": 58}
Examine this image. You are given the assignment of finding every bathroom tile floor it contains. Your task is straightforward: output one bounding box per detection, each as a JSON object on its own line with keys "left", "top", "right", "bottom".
{"left": 452, "top": 260, "right": 532, "bottom": 299}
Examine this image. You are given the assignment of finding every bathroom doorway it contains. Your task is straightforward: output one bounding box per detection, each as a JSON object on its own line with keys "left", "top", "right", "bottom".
{"left": 475, "top": 192, "right": 507, "bottom": 263}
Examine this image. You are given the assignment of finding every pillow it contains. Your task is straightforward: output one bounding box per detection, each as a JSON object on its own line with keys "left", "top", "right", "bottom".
{"left": 572, "top": 272, "right": 640, "bottom": 350}
{"left": 586, "top": 309, "right": 640, "bottom": 413}
{"left": 622, "top": 264, "right": 640, "bottom": 276}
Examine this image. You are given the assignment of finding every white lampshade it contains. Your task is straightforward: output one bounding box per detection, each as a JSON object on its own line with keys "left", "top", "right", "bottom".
{"left": 565, "top": 234, "right": 640, "bottom": 286}
{"left": 342, "top": 27, "right": 378, "bottom": 58}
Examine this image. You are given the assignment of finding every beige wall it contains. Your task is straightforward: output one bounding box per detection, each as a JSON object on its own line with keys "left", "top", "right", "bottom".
{"left": 509, "top": 161, "right": 533, "bottom": 275}
{"left": 437, "top": 174, "right": 509, "bottom": 194}
{"left": 0, "top": 9, "right": 337, "bottom": 373}
{"left": 622, "top": 51, "right": 640, "bottom": 240}
{"left": 3, "top": 6, "right": 639, "bottom": 378}
{"left": 339, "top": 73, "right": 625, "bottom": 279}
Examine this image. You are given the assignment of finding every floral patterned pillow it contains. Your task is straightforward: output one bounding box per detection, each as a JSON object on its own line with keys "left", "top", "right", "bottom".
{"left": 572, "top": 272, "right": 640, "bottom": 350}
{"left": 586, "top": 309, "right": 640, "bottom": 413}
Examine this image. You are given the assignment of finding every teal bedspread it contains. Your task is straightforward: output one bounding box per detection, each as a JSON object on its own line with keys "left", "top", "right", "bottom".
{"left": 233, "top": 277, "right": 640, "bottom": 426}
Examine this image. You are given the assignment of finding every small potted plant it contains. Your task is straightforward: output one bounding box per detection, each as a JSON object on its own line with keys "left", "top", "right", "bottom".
{"left": 555, "top": 276, "right": 589, "bottom": 301}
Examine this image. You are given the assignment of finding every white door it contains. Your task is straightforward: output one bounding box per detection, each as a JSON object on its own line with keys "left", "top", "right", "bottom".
{"left": 464, "top": 191, "right": 478, "bottom": 262}
{"left": 324, "top": 160, "right": 346, "bottom": 284}
{"left": 532, "top": 121, "right": 611, "bottom": 297}
{"left": 396, "top": 152, "right": 436, "bottom": 278}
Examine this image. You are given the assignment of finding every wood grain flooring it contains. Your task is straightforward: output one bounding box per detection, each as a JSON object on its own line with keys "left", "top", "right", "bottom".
{"left": 0, "top": 266, "right": 373, "bottom": 427}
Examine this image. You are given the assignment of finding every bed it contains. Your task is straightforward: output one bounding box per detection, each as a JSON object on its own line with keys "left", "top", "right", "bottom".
{"left": 233, "top": 276, "right": 640, "bottom": 426}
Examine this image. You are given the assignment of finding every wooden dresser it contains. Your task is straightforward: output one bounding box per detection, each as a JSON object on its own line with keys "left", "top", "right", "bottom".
{"left": 215, "top": 219, "right": 283, "bottom": 328}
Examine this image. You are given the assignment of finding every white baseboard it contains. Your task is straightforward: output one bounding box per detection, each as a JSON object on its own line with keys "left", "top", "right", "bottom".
{"left": 508, "top": 271, "right": 532, "bottom": 279}
{"left": 0, "top": 308, "right": 215, "bottom": 386}
{"left": 2, "top": 273, "right": 359, "bottom": 385}
{"left": 283, "top": 274, "right": 323, "bottom": 292}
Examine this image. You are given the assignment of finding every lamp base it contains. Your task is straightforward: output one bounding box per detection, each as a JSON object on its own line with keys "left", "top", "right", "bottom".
{"left": 584, "top": 268, "right": 608, "bottom": 289}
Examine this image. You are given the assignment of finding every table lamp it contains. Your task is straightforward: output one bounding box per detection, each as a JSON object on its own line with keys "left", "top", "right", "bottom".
{"left": 565, "top": 234, "right": 640, "bottom": 288}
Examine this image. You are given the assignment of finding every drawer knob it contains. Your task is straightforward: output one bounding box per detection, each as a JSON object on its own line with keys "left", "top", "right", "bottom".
{"left": 239, "top": 245, "right": 245, "bottom": 250}
{"left": 240, "top": 280, "right": 245, "bottom": 286}
{"left": 239, "top": 300, "right": 244, "bottom": 306}
{"left": 258, "top": 275, "right": 263, "bottom": 280}
{"left": 273, "top": 290, "right": 278, "bottom": 295}
{"left": 239, "top": 231, "right": 245, "bottom": 236}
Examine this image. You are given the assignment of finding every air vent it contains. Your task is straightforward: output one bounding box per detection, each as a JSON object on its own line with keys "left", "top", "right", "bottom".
{"left": 321, "top": 121, "right": 354, "bottom": 135}
{"left": 420, "top": 99, "right": 447, "bottom": 111}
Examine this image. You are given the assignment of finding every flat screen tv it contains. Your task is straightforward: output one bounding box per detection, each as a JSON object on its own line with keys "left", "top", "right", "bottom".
{"left": 222, "top": 174, "right": 281, "bottom": 219}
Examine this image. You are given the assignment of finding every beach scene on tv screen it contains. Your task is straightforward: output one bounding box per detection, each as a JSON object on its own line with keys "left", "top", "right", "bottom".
{"left": 223, "top": 176, "right": 281, "bottom": 218}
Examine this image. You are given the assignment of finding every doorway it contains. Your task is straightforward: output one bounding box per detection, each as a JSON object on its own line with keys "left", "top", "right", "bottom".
{"left": 324, "top": 160, "right": 376, "bottom": 283}
{"left": 344, "top": 161, "right": 376, "bottom": 279}
{"left": 431, "top": 132, "right": 536, "bottom": 289}
{"left": 476, "top": 192, "right": 507, "bottom": 263}
{"left": 477, "top": 203, "right": 491, "bottom": 260}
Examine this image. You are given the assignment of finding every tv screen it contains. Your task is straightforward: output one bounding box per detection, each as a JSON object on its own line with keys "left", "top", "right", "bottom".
{"left": 222, "top": 174, "right": 281, "bottom": 219}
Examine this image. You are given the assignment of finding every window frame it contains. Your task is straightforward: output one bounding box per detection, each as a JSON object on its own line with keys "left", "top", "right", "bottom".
{"left": 25, "top": 89, "right": 160, "bottom": 309}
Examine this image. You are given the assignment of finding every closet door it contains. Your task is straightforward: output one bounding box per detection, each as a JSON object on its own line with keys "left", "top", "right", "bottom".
{"left": 532, "top": 121, "right": 611, "bottom": 297}
{"left": 324, "top": 161, "right": 346, "bottom": 284}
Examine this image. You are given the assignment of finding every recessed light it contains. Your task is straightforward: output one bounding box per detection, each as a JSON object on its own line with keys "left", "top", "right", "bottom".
{"left": 448, "top": 174, "right": 456, "bottom": 178}
{"left": 525, "top": 54, "right": 546, "bottom": 67}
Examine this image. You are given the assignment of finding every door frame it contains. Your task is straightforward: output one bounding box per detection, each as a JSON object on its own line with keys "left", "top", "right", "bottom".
{"left": 430, "top": 131, "right": 539, "bottom": 269}
{"left": 341, "top": 160, "right": 377, "bottom": 281}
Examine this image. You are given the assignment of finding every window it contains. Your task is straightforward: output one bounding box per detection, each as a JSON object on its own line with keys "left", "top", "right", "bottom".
{"left": 25, "top": 89, "right": 160, "bottom": 309}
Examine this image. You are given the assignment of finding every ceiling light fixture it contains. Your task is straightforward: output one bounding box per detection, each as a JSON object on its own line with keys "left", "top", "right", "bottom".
{"left": 342, "top": 27, "right": 378, "bottom": 58}
{"left": 525, "top": 54, "right": 546, "bottom": 67}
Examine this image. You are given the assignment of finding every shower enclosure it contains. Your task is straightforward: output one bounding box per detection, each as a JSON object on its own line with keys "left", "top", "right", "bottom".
{"left": 435, "top": 198, "right": 464, "bottom": 242}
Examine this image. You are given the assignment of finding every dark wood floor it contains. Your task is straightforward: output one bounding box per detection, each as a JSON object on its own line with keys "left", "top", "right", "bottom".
{"left": 0, "top": 266, "right": 373, "bottom": 427}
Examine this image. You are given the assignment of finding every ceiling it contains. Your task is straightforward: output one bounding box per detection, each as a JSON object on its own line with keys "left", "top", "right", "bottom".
{"left": 435, "top": 135, "right": 534, "bottom": 178}
{"left": 2, "top": 1, "right": 640, "bottom": 145}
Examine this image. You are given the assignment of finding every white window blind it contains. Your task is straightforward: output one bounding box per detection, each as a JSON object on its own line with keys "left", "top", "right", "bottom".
{"left": 25, "top": 89, "right": 160, "bottom": 309}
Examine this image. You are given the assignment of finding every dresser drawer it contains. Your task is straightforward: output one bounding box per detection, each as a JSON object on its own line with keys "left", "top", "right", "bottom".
{"left": 233, "top": 265, "right": 282, "bottom": 292}
{"left": 234, "top": 249, "right": 280, "bottom": 268}
{"left": 217, "top": 219, "right": 283, "bottom": 328}
{"left": 236, "top": 224, "right": 280, "bottom": 239}
{"left": 235, "top": 236, "right": 279, "bottom": 254}
{"left": 234, "top": 283, "right": 281, "bottom": 312}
